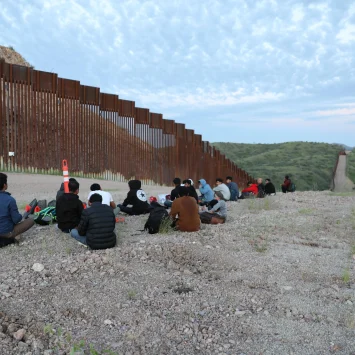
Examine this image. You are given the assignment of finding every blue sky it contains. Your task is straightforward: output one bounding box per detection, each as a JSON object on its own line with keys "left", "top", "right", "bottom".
{"left": 1, "top": 0, "right": 354, "bottom": 146}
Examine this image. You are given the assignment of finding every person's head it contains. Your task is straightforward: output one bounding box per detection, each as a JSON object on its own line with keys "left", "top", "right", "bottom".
{"left": 214, "top": 191, "right": 224, "bottom": 200}
{"left": 90, "top": 183, "right": 101, "bottom": 191}
{"left": 177, "top": 186, "right": 189, "bottom": 197}
{"left": 198, "top": 179, "right": 206, "bottom": 187}
{"left": 173, "top": 177, "right": 181, "bottom": 187}
{"left": 265, "top": 178, "right": 271, "bottom": 184}
{"left": 226, "top": 176, "right": 233, "bottom": 183}
{"left": 216, "top": 178, "right": 223, "bottom": 186}
{"left": 69, "top": 180, "right": 80, "bottom": 194}
{"left": 183, "top": 179, "right": 192, "bottom": 187}
{"left": 257, "top": 178, "right": 263, "bottom": 184}
{"left": 247, "top": 181, "right": 252, "bottom": 186}
{"left": 0, "top": 173, "right": 8, "bottom": 191}
{"left": 285, "top": 175, "right": 289, "bottom": 180}
{"left": 89, "top": 193, "right": 103, "bottom": 206}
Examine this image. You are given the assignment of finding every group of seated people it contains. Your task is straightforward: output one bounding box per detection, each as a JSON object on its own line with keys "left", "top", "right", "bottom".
{"left": 0, "top": 171, "right": 295, "bottom": 250}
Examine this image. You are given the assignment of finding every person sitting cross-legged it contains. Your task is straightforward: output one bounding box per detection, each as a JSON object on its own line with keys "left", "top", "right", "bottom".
{"left": 70, "top": 193, "right": 116, "bottom": 249}
{"left": 164, "top": 177, "right": 181, "bottom": 208}
{"left": 56, "top": 180, "right": 84, "bottom": 233}
{"left": 226, "top": 176, "right": 239, "bottom": 201}
{"left": 200, "top": 191, "right": 227, "bottom": 224}
{"left": 169, "top": 186, "right": 200, "bottom": 232}
{"left": 0, "top": 173, "right": 35, "bottom": 247}
{"left": 264, "top": 178, "right": 276, "bottom": 195}
{"left": 118, "top": 180, "right": 151, "bottom": 215}
{"left": 88, "top": 183, "right": 120, "bottom": 215}
{"left": 213, "top": 178, "right": 231, "bottom": 201}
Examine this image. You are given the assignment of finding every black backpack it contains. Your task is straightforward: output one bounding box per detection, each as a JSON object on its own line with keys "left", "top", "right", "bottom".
{"left": 144, "top": 204, "right": 169, "bottom": 234}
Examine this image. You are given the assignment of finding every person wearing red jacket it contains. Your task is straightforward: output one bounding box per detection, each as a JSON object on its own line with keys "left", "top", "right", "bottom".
{"left": 241, "top": 181, "right": 259, "bottom": 198}
{"left": 281, "top": 175, "right": 291, "bottom": 193}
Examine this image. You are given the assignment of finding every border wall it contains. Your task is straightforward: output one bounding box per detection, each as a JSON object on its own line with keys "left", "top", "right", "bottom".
{"left": 0, "top": 59, "right": 253, "bottom": 188}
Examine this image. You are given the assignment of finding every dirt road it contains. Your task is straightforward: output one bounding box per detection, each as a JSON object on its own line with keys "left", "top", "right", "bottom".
{"left": 333, "top": 154, "right": 355, "bottom": 192}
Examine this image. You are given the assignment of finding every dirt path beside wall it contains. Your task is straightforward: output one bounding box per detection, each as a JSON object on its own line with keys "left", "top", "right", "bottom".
{"left": 333, "top": 154, "right": 355, "bottom": 192}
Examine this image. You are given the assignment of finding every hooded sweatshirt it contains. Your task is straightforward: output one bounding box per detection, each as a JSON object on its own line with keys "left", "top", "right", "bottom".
{"left": 198, "top": 179, "right": 214, "bottom": 202}
{"left": 122, "top": 180, "right": 150, "bottom": 214}
{"left": 213, "top": 183, "right": 231, "bottom": 201}
{"left": 56, "top": 193, "right": 84, "bottom": 230}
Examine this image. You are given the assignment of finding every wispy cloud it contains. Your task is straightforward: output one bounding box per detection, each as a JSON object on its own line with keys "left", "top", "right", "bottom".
{"left": 1, "top": 0, "right": 354, "bottom": 146}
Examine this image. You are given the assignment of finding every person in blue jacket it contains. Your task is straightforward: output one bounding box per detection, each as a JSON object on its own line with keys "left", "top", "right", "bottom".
{"left": 198, "top": 179, "right": 214, "bottom": 206}
{"left": 226, "top": 176, "right": 239, "bottom": 201}
{"left": 0, "top": 173, "right": 34, "bottom": 247}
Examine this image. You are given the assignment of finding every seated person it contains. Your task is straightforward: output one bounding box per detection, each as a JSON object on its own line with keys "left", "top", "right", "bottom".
{"left": 88, "top": 183, "right": 120, "bottom": 215}
{"left": 118, "top": 180, "right": 151, "bottom": 215}
{"left": 264, "top": 178, "right": 276, "bottom": 195}
{"left": 70, "top": 194, "right": 116, "bottom": 249}
{"left": 213, "top": 178, "right": 231, "bottom": 201}
{"left": 226, "top": 176, "right": 239, "bottom": 201}
{"left": 240, "top": 181, "right": 259, "bottom": 198}
{"left": 164, "top": 178, "right": 181, "bottom": 208}
{"left": 0, "top": 173, "right": 35, "bottom": 247}
{"left": 281, "top": 175, "right": 291, "bottom": 193}
{"left": 257, "top": 178, "right": 265, "bottom": 198}
{"left": 198, "top": 179, "right": 214, "bottom": 206}
{"left": 56, "top": 180, "right": 84, "bottom": 233}
{"left": 56, "top": 177, "right": 77, "bottom": 201}
{"left": 200, "top": 191, "right": 227, "bottom": 224}
{"left": 183, "top": 179, "right": 199, "bottom": 203}
{"left": 169, "top": 186, "right": 200, "bottom": 232}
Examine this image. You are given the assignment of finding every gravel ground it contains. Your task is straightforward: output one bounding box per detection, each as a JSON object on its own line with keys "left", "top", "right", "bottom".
{"left": 1, "top": 173, "right": 355, "bottom": 355}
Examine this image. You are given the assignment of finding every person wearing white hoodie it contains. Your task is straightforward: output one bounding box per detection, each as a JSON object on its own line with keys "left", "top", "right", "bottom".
{"left": 213, "top": 178, "right": 231, "bottom": 201}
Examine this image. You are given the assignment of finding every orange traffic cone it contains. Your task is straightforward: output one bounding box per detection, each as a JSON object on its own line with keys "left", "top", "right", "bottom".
{"left": 62, "top": 159, "right": 69, "bottom": 193}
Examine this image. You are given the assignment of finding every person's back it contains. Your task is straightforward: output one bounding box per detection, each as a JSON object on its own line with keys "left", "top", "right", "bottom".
{"left": 183, "top": 179, "right": 198, "bottom": 203}
{"left": 0, "top": 173, "right": 34, "bottom": 247}
{"left": 264, "top": 179, "right": 276, "bottom": 195}
{"left": 78, "top": 201, "right": 116, "bottom": 249}
{"left": 119, "top": 180, "right": 150, "bottom": 215}
{"left": 281, "top": 175, "right": 292, "bottom": 193}
{"left": 226, "top": 177, "right": 239, "bottom": 201}
{"left": 170, "top": 187, "right": 200, "bottom": 232}
{"left": 56, "top": 180, "right": 83, "bottom": 232}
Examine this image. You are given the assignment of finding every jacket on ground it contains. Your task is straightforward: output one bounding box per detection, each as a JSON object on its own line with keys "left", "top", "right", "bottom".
{"left": 122, "top": 180, "right": 150, "bottom": 215}
{"left": 264, "top": 182, "right": 276, "bottom": 194}
{"left": 56, "top": 193, "right": 84, "bottom": 230}
{"left": 170, "top": 196, "right": 200, "bottom": 232}
{"left": 227, "top": 182, "right": 239, "bottom": 200}
{"left": 198, "top": 179, "right": 214, "bottom": 202}
{"left": 77, "top": 202, "right": 116, "bottom": 249}
{"left": 241, "top": 184, "right": 259, "bottom": 195}
{"left": 0, "top": 191, "right": 22, "bottom": 235}
{"left": 213, "top": 183, "right": 231, "bottom": 201}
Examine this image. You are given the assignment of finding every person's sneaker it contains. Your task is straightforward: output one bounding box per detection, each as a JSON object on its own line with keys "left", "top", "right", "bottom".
{"left": 77, "top": 241, "right": 88, "bottom": 248}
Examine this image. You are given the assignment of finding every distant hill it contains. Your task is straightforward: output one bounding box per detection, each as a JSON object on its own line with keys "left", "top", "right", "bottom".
{"left": 211, "top": 142, "right": 343, "bottom": 191}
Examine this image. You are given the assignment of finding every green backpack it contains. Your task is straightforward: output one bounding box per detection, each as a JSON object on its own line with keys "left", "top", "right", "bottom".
{"left": 31, "top": 207, "right": 57, "bottom": 225}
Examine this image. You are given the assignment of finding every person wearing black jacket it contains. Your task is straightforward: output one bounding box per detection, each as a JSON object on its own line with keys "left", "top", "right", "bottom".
{"left": 118, "top": 180, "right": 151, "bottom": 215}
{"left": 264, "top": 178, "right": 276, "bottom": 195}
{"left": 164, "top": 177, "right": 181, "bottom": 208}
{"left": 183, "top": 179, "right": 199, "bottom": 203}
{"left": 56, "top": 180, "right": 84, "bottom": 233}
{"left": 70, "top": 194, "right": 116, "bottom": 249}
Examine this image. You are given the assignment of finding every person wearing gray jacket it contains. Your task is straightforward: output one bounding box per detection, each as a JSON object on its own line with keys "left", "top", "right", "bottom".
{"left": 213, "top": 178, "right": 231, "bottom": 201}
